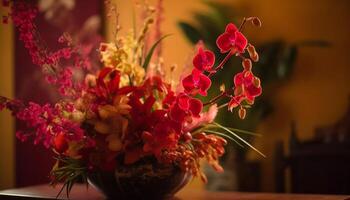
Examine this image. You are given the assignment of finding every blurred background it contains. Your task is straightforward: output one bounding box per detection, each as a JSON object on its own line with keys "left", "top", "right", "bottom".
{"left": 1, "top": 0, "right": 350, "bottom": 194}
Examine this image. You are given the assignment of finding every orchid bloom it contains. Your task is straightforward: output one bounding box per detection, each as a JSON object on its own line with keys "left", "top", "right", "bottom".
{"left": 216, "top": 23, "right": 248, "bottom": 53}
{"left": 169, "top": 93, "right": 203, "bottom": 123}
{"left": 182, "top": 69, "right": 211, "bottom": 96}
{"left": 193, "top": 47, "right": 215, "bottom": 72}
{"left": 228, "top": 70, "right": 262, "bottom": 110}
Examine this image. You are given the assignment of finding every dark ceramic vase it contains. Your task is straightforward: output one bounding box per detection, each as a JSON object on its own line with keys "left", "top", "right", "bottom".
{"left": 88, "top": 157, "right": 191, "bottom": 200}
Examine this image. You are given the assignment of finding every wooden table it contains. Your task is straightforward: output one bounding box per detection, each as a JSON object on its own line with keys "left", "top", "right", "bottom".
{"left": 0, "top": 184, "right": 349, "bottom": 200}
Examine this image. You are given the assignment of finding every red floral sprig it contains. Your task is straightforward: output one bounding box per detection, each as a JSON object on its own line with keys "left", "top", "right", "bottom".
{"left": 182, "top": 18, "right": 262, "bottom": 118}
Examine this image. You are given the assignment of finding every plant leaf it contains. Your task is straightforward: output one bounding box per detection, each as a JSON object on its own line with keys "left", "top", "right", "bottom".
{"left": 213, "top": 122, "right": 266, "bottom": 157}
{"left": 205, "top": 130, "right": 244, "bottom": 147}
{"left": 142, "top": 34, "right": 172, "bottom": 69}
{"left": 177, "top": 22, "right": 202, "bottom": 44}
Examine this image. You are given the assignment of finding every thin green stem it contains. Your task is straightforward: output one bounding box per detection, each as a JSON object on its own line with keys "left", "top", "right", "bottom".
{"left": 217, "top": 102, "right": 228, "bottom": 110}
{"left": 213, "top": 122, "right": 266, "bottom": 157}
{"left": 205, "top": 130, "right": 244, "bottom": 148}
{"left": 208, "top": 51, "right": 233, "bottom": 77}
{"left": 203, "top": 92, "right": 226, "bottom": 106}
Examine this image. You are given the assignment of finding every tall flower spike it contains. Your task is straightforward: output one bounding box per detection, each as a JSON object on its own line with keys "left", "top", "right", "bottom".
{"left": 216, "top": 23, "right": 248, "bottom": 53}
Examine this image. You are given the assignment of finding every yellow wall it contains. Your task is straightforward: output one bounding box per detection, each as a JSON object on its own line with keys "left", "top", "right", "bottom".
{"left": 0, "top": 7, "right": 15, "bottom": 189}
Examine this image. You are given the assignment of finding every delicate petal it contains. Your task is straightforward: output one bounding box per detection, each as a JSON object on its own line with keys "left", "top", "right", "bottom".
{"left": 182, "top": 74, "right": 195, "bottom": 94}
{"left": 162, "top": 91, "right": 176, "bottom": 107}
{"left": 225, "top": 23, "right": 238, "bottom": 34}
{"left": 191, "top": 68, "right": 201, "bottom": 84}
{"left": 97, "top": 67, "right": 112, "bottom": 88}
{"left": 246, "top": 84, "right": 262, "bottom": 97}
{"left": 228, "top": 95, "right": 244, "bottom": 111}
{"left": 178, "top": 94, "right": 190, "bottom": 110}
{"left": 193, "top": 48, "right": 215, "bottom": 71}
{"left": 234, "top": 31, "right": 248, "bottom": 53}
{"left": 216, "top": 33, "right": 232, "bottom": 53}
{"left": 53, "top": 133, "right": 68, "bottom": 153}
{"left": 170, "top": 104, "right": 186, "bottom": 122}
{"left": 144, "top": 95, "right": 156, "bottom": 113}
{"left": 233, "top": 71, "right": 244, "bottom": 85}
{"left": 189, "top": 98, "right": 202, "bottom": 117}
{"left": 107, "top": 70, "right": 120, "bottom": 93}
{"left": 198, "top": 74, "right": 211, "bottom": 96}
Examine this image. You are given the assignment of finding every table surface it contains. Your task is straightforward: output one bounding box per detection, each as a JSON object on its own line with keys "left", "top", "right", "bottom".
{"left": 0, "top": 184, "right": 349, "bottom": 200}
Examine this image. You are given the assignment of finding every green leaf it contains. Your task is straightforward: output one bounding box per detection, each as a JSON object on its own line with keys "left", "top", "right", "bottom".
{"left": 205, "top": 130, "right": 244, "bottom": 147}
{"left": 142, "top": 34, "right": 172, "bottom": 69}
{"left": 177, "top": 22, "right": 202, "bottom": 44}
{"left": 213, "top": 122, "right": 266, "bottom": 157}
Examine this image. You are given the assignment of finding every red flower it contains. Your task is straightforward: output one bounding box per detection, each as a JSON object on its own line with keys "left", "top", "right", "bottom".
{"left": 92, "top": 67, "right": 135, "bottom": 101}
{"left": 193, "top": 47, "right": 215, "bottom": 72}
{"left": 162, "top": 90, "right": 176, "bottom": 108}
{"left": 170, "top": 93, "right": 202, "bottom": 123}
{"left": 53, "top": 133, "right": 68, "bottom": 154}
{"left": 228, "top": 70, "right": 262, "bottom": 110}
{"left": 182, "top": 69, "right": 211, "bottom": 96}
{"left": 216, "top": 23, "right": 248, "bottom": 53}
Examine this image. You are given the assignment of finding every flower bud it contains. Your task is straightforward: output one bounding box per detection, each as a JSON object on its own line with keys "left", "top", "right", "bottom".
{"left": 53, "top": 133, "right": 68, "bottom": 154}
{"left": 219, "top": 84, "right": 225, "bottom": 93}
{"left": 252, "top": 17, "right": 262, "bottom": 27}
{"left": 200, "top": 173, "right": 208, "bottom": 183}
{"left": 194, "top": 132, "right": 206, "bottom": 139}
{"left": 183, "top": 132, "right": 192, "bottom": 143}
{"left": 216, "top": 137, "right": 227, "bottom": 146}
{"left": 247, "top": 44, "right": 255, "bottom": 55}
{"left": 247, "top": 44, "right": 257, "bottom": 61}
{"left": 215, "top": 146, "right": 225, "bottom": 156}
{"left": 242, "top": 58, "right": 252, "bottom": 71}
{"left": 238, "top": 107, "right": 246, "bottom": 119}
{"left": 251, "top": 53, "right": 259, "bottom": 62}
{"left": 213, "top": 163, "right": 224, "bottom": 173}
{"left": 253, "top": 77, "right": 261, "bottom": 87}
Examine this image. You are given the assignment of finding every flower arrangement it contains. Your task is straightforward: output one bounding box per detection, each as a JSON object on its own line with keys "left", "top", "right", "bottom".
{"left": 0, "top": 0, "right": 263, "bottom": 197}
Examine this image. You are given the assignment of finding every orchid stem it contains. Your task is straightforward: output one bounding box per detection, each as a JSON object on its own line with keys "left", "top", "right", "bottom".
{"left": 208, "top": 51, "right": 233, "bottom": 77}
{"left": 217, "top": 102, "right": 228, "bottom": 110}
{"left": 238, "top": 17, "right": 248, "bottom": 32}
{"left": 203, "top": 92, "right": 226, "bottom": 106}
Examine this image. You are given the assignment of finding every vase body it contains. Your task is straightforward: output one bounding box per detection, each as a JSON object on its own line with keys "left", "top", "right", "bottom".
{"left": 88, "top": 157, "right": 191, "bottom": 200}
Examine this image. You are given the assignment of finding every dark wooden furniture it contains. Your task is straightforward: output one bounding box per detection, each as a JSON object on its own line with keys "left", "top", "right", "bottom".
{"left": 275, "top": 101, "right": 350, "bottom": 194}
{"left": 0, "top": 184, "right": 349, "bottom": 200}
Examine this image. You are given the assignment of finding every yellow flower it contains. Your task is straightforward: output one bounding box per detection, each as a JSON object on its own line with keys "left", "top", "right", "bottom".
{"left": 100, "top": 42, "right": 127, "bottom": 67}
